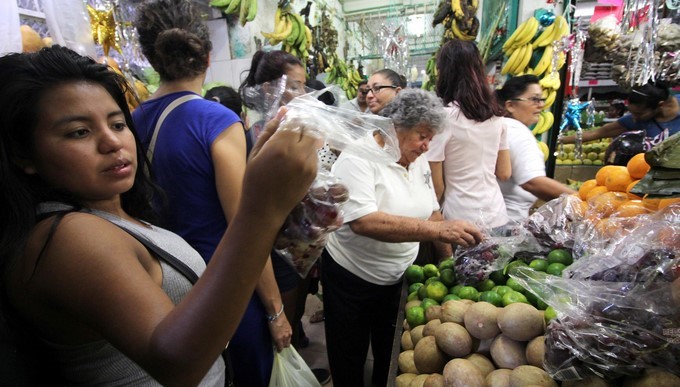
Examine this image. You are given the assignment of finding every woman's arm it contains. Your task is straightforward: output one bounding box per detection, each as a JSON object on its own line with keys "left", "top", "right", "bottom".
{"left": 429, "top": 161, "right": 445, "bottom": 203}
{"left": 349, "top": 211, "right": 482, "bottom": 248}
{"left": 212, "top": 122, "right": 291, "bottom": 352}
{"left": 495, "top": 149, "right": 512, "bottom": 181}
{"left": 560, "top": 121, "right": 626, "bottom": 143}
{"left": 521, "top": 176, "right": 576, "bottom": 202}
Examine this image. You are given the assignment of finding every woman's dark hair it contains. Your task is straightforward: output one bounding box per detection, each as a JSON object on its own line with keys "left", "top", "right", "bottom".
{"left": 135, "top": 0, "right": 212, "bottom": 81}
{"left": 238, "top": 50, "right": 303, "bottom": 104}
{"left": 205, "top": 86, "right": 243, "bottom": 116}
{"left": 629, "top": 81, "right": 671, "bottom": 109}
{"left": 305, "top": 78, "right": 335, "bottom": 106}
{"left": 495, "top": 75, "right": 541, "bottom": 103}
{"left": 372, "top": 68, "right": 407, "bottom": 88}
{"left": 436, "top": 40, "right": 503, "bottom": 121}
{"left": 0, "top": 46, "right": 160, "bottom": 271}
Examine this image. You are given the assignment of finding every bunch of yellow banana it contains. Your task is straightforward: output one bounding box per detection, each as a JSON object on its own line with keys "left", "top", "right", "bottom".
{"left": 501, "top": 43, "right": 533, "bottom": 75}
{"left": 262, "top": 8, "right": 311, "bottom": 62}
{"left": 539, "top": 72, "right": 561, "bottom": 109}
{"left": 537, "top": 140, "right": 550, "bottom": 162}
{"left": 437, "top": 1, "right": 480, "bottom": 42}
{"left": 531, "top": 15, "right": 569, "bottom": 49}
{"left": 325, "top": 56, "right": 363, "bottom": 100}
{"left": 451, "top": 0, "right": 478, "bottom": 21}
{"left": 503, "top": 17, "right": 539, "bottom": 55}
{"left": 532, "top": 111, "right": 554, "bottom": 136}
{"left": 209, "top": 0, "right": 257, "bottom": 26}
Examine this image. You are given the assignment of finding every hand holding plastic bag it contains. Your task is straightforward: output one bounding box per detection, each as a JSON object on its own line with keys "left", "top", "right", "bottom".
{"left": 268, "top": 346, "right": 321, "bottom": 387}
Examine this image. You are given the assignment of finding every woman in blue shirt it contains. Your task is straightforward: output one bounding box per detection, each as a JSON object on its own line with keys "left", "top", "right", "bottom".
{"left": 561, "top": 82, "right": 680, "bottom": 149}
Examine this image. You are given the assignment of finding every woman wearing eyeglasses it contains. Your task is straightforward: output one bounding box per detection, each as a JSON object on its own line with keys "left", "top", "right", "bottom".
{"left": 427, "top": 40, "right": 512, "bottom": 229}
{"left": 560, "top": 81, "right": 680, "bottom": 149}
{"left": 322, "top": 89, "right": 482, "bottom": 387}
{"left": 364, "top": 69, "right": 406, "bottom": 114}
{"left": 496, "top": 75, "right": 576, "bottom": 221}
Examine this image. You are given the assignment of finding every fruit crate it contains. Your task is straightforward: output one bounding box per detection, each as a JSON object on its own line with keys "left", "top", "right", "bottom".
{"left": 553, "top": 165, "right": 599, "bottom": 185}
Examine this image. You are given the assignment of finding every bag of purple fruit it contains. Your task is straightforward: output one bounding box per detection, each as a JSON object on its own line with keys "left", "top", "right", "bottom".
{"left": 510, "top": 219, "right": 680, "bottom": 382}
{"left": 243, "top": 80, "right": 401, "bottom": 277}
{"left": 453, "top": 223, "right": 537, "bottom": 286}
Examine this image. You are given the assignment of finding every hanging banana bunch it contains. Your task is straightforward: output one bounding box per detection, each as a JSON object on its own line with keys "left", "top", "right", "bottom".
{"left": 209, "top": 0, "right": 257, "bottom": 26}
{"left": 261, "top": 6, "right": 311, "bottom": 63}
{"left": 325, "top": 55, "right": 362, "bottom": 100}
{"left": 433, "top": 0, "right": 480, "bottom": 43}
{"left": 502, "top": 13, "right": 571, "bottom": 145}
{"left": 421, "top": 54, "right": 438, "bottom": 91}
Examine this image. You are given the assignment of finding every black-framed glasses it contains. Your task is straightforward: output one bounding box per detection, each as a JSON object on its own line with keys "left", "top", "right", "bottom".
{"left": 511, "top": 97, "right": 546, "bottom": 105}
{"left": 366, "top": 85, "right": 397, "bottom": 95}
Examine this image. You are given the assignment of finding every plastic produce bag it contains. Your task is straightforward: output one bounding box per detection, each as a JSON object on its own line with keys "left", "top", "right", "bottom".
{"left": 268, "top": 346, "right": 321, "bottom": 387}
{"left": 453, "top": 223, "right": 539, "bottom": 285}
{"left": 522, "top": 194, "right": 586, "bottom": 251}
{"left": 510, "top": 219, "right": 680, "bottom": 381}
{"left": 243, "top": 77, "right": 400, "bottom": 277}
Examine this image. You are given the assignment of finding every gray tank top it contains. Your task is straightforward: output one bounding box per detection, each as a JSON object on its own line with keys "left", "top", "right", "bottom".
{"left": 36, "top": 203, "right": 225, "bottom": 386}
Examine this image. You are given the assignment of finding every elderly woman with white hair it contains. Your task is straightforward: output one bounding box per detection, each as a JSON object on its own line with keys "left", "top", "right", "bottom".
{"left": 321, "top": 88, "right": 483, "bottom": 387}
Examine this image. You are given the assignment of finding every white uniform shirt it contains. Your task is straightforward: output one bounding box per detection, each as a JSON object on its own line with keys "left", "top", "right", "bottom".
{"left": 498, "top": 118, "right": 546, "bottom": 222}
{"left": 326, "top": 153, "right": 439, "bottom": 285}
{"left": 426, "top": 104, "right": 509, "bottom": 228}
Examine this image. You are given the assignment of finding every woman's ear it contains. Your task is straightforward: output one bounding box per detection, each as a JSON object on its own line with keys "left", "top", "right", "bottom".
{"left": 504, "top": 100, "right": 515, "bottom": 115}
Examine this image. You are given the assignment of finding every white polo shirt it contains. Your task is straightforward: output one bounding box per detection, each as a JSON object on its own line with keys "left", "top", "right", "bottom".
{"left": 326, "top": 152, "right": 440, "bottom": 285}
{"left": 498, "top": 117, "right": 546, "bottom": 222}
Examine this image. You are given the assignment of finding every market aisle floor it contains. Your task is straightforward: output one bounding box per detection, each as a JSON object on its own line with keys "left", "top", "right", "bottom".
{"left": 298, "top": 293, "right": 375, "bottom": 386}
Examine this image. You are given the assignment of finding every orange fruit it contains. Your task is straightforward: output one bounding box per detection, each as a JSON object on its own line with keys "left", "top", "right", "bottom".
{"left": 588, "top": 191, "right": 629, "bottom": 217}
{"left": 578, "top": 179, "right": 598, "bottom": 201}
{"left": 595, "top": 165, "right": 626, "bottom": 186}
{"left": 626, "top": 180, "right": 642, "bottom": 200}
{"left": 642, "top": 195, "right": 661, "bottom": 211}
{"left": 595, "top": 218, "right": 618, "bottom": 238}
{"left": 626, "top": 153, "right": 651, "bottom": 179}
{"left": 613, "top": 200, "right": 649, "bottom": 217}
{"left": 585, "top": 186, "right": 609, "bottom": 202}
{"left": 658, "top": 198, "right": 680, "bottom": 210}
{"left": 605, "top": 168, "right": 633, "bottom": 192}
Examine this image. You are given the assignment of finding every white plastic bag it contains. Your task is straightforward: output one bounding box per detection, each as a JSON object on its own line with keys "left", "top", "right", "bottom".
{"left": 268, "top": 346, "right": 321, "bottom": 387}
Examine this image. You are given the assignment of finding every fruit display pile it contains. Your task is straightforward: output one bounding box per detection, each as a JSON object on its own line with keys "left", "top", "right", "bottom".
{"left": 555, "top": 136, "right": 611, "bottom": 165}
{"left": 209, "top": 0, "right": 257, "bottom": 26}
{"left": 396, "top": 180, "right": 680, "bottom": 384}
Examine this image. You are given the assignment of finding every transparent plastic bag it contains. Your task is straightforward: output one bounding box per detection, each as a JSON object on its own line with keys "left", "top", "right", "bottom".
{"left": 510, "top": 220, "right": 680, "bottom": 381}
{"left": 243, "top": 77, "right": 400, "bottom": 277}
{"left": 268, "top": 346, "right": 321, "bottom": 387}
{"left": 522, "top": 194, "right": 586, "bottom": 251}
{"left": 453, "top": 222, "right": 539, "bottom": 285}
{"left": 274, "top": 168, "right": 349, "bottom": 277}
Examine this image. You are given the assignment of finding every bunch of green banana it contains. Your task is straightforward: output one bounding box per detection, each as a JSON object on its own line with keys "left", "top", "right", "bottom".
{"left": 421, "top": 54, "right": 437, "bottom": 91}
{"left": 261, "top": 8, "right": 311, "bottom": 62}
{"left": 325, "top": 56, "right": 362, "bottom": 100}
{"left": 532, "top": 111, "right": 554, "bottom": 136}
{"left": 209, "top": 0, "right": 257, "bottom": 26}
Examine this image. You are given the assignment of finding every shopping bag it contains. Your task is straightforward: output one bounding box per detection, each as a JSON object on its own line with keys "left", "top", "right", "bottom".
{"left": 268, "top": 346, "right": 321, "bottom": 387}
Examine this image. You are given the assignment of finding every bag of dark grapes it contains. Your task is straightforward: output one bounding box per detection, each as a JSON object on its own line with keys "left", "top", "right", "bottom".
{"left": 522, "top": 194, "right": 586, "bottom": 251}
{"left": 453, "top": 223, "right": 537, "bottom": 285}
{"left": 243, "top": 79, "right": 401, "bottom": 277}
{"left": 510, "top": 216, "right": 680, "bottom": 382}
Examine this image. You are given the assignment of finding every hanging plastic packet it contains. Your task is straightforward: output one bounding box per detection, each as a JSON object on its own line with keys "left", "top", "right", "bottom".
{"left": 242, "top": 77, "right": 400, "bottom": 277}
